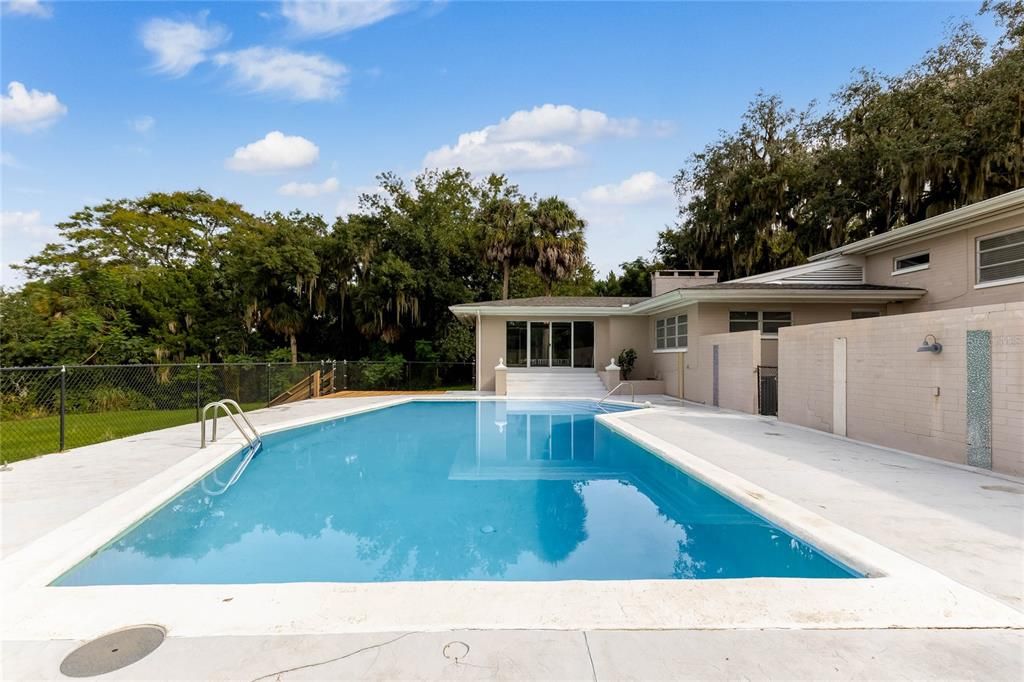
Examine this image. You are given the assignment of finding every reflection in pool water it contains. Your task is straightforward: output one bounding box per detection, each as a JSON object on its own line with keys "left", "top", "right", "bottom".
{"left": 56, "top": 401, "right": 856, "bottom": 585}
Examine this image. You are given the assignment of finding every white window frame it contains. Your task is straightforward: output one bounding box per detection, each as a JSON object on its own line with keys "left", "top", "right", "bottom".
{"left": 975, "top": 226, "right": 1024, "bottom": 289}
{"left": 892, "top": 250, "right": 930, "bottom": 275}
{"left": 729, "top": 310, "right": 792, "bottom": 338}
{"left": 851, "top": 309, "right": 882, "bottom": 320}
{"left": 654, "top": 313, "right": 688, "bottom": 352}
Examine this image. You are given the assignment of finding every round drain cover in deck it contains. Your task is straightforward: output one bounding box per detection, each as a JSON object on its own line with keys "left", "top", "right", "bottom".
{"left": 60, "top": 625, "right": 166, "bottom": 677}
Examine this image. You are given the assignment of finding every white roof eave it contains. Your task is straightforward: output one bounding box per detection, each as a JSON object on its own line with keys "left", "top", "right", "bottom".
{"left": 807, "top": 188, "right": 1024, "bottom": 262}
{"left": 451, "top": 287, "right": 928, "bottom": 318}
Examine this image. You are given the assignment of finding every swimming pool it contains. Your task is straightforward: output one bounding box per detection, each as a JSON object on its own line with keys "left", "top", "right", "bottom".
{"left": 56, "top": 400, "right": 857, "bottom": 585}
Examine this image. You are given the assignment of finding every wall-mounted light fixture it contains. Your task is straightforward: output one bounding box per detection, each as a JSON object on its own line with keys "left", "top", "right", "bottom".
{"left": 916, "top": 334, "right": 943, "bottom": 354}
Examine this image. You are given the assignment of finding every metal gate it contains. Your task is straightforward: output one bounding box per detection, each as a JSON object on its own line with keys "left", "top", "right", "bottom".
{"left": 757, "top": 365, "right": 778, "bottom": 416}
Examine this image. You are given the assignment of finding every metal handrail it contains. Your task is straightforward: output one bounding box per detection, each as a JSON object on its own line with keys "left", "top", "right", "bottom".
{"left": 199, "top": 400, "right": 264, "bottom": 496}
{"left": 201, "top": 400, "right": 262, "bottom": 450}
{"left": 599, "top": 381, "right": 636, "bottom": 404}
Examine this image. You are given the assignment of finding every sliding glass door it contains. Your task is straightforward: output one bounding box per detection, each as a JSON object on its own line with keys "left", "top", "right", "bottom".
{"left": 506, "top": 320, "right": 596, "bottom": 368}
{"left": 529, "top": 322, "right": 550, "bottom": 367}
{"left": 551, "top": 322, "right": 572, "bottom": 367}
{"left": 572, "top": 321, "right": 594, "bottom": 368}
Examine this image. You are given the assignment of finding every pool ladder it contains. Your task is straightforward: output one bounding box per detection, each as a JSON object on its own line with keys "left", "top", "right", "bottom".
{"left": 199, "top": 399, "right": 263, "bottom": 495}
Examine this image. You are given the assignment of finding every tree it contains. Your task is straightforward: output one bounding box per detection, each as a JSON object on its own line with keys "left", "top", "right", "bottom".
{"left": 596, "top": 258, "right": 658, "bottom": 297}
{"left": 479, "top": 175, "right": 531, "bottom": 300}
{"left": 221, "top": 211, "right": 326, "bottom": 364}
{"left": 527, "top": 197, "right": 588, "bottom": 296}
{"left": 659, "top": 8, "right": 1024, "bottom": 280}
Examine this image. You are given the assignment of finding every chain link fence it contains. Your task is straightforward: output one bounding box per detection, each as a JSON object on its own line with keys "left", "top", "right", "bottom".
{"left": 0, "top": 360, "right": 474, "bottom": 463}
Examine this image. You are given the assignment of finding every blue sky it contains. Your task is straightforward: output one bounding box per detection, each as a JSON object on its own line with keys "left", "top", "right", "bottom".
{"left": 0, "top": 0, "right": 998, "bottom": 285}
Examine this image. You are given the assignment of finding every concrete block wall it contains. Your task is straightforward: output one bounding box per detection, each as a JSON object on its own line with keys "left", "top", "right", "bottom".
{"left": 779, "top": 302, "right": 1024, "bottom": 476}
{"left": 691, "top": 330, "right": 761, "bottom": 413}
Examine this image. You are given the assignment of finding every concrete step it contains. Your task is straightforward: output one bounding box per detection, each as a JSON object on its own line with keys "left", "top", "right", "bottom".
{"left": 506, "top": 372, "right": 607, "bottom": 398}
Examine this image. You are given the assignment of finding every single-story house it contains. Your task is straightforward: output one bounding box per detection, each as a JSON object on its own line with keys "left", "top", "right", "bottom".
{"left": 452, "top": 188, "right": 1024, "bottom": 475}
{"left": 450, "top": 187, "right": 1023, "bottom": 412}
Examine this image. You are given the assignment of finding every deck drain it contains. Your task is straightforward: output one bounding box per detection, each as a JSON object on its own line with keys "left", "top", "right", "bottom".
{"left": 982, "top": 485, "right": 1023, "bottom": 494}
{"left": 60, "top": 625, "right": 166, "bottom": 677}
{"left": 443, "top": 640, "right": 470, "bottom": 662}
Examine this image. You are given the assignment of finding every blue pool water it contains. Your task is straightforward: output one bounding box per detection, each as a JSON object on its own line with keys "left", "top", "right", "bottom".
{"left": 56, "top": 401, "right": 857, "bottom": 585}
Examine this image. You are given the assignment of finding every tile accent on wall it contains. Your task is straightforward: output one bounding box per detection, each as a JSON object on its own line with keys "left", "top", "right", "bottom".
{"left": 712, "top": 345, "right": 719, "bottom": 407}
{"left": 966, "top": 329, "right": 993, "bottom": 469}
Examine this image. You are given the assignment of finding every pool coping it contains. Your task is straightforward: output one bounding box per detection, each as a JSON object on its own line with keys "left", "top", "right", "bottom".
{"left": 2, "top": 396, "right": 1022, "bottom": 640}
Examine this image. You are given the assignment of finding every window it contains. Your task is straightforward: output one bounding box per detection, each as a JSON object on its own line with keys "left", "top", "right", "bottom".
{"left": 977, "top": 228, "right": 1024, "bottom": 286}
{"left": 506, "top": 321, "right": 527, "bottom": 367}
{"left": 728, "top": 311, "right": 759, "bottom": 332}
{"left": 729, "top": 311, "right": 792, "bottom": 336}
{"left": 851, "top": 310, "right": 882, "bottom": 320}
{"left": 893, "top": 251, "right": 930, "bottom": 274}
{"left": 761, "top": 312, "right": 792, "bottom": 336}
{"left": 655, "top": 314, "right": 687, "bottom": 350}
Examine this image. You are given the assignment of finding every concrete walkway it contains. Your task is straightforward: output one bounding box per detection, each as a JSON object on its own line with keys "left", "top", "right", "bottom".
{"left": 2, "top": 396, "right": 1022, "bottom": 680}
{"left": 620, "top": 405, "right": 1024, "bottom": 612}
{"left": 3, "top": 629, "right": 1022, "bottom": 680}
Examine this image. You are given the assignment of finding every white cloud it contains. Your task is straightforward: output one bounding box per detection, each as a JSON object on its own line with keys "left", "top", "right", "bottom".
{"left": 278, "top": 176, "right": 340, "bottom": 197}
{"left": 488, "top": 104, "right": 639, "bottom": 143}
{"left": 423, "top": 104, "right": 640, "bottom": 173}
{"left": 0, "top": 209, "right": 58, "bottom": 288}
{"left": 129, "top": 115, "right": 155, "bottom": 133}
{"left": 1, "top": 151, "right": 18, "bottom": 167}
{"left": 4, "top": 0, "right": 51, "bottom": 18}
{"left": 1, "top": 209, "right": 56, "bottom": 240}
{"left": 425, "top": 136, "right": 580, "bottom": 173}
{"left": 140, "top": 13, "right": 229, "bottom": 77}
{"left": 226, "top": 131, "right": 320, "bottom": 173}
{"left": 0, "top": 81, "right": 67, "bottom": 132}
{"left": 583, "top": 171, "right": 674, "bottom": 205}
{"left": 213, "top": 47, "right": 347, "bottom": 101}
{"left": 281, "top": 0, "right": 409, "bottom": 38}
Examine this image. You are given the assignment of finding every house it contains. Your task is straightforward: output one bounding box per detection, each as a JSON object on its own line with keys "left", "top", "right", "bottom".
{"left": 451, "top": 189, "right": 1024, "bottom": 474}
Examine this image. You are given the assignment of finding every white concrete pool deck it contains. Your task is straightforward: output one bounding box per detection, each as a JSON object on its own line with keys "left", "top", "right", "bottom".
{"left": 2, "top": 395, "right": 1022, "bottom": 680}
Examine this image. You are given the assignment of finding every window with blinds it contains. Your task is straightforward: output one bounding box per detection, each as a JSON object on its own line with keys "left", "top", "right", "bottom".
{"left": 977, "top": 228, "right": 1024, "bottom": 285}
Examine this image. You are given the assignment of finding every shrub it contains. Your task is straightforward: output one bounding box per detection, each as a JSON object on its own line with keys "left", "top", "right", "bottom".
{"left": 617, "top": 348, "right": 637, "bottom": 380}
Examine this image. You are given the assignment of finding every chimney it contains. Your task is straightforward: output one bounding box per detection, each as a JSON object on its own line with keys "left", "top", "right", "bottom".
{"left": 652, "top": 270, "right": 719, "bottom": 296}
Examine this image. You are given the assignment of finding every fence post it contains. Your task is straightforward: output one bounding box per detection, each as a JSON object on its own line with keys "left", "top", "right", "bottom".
{"left": 195, "top": 364, "right": 201, "bottom": 422}
{"left": 343, "top": 359, "right": 348, "bottom": 390}
{"left": 59, "top": 365, "right": 66, "bottom": 452}
{"left": 266, "top": 363, "right": 272, "bottom": 407}
{"left": 331, "top": 360, "right": 337, "bottom": 393}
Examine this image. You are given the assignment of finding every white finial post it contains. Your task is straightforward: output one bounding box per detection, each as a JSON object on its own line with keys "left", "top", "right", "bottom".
{"left": 605, "top": 358, "right": 619, "bottom": 371}
{"left": 494, "top": 357, "right": 508, "bottom": 396}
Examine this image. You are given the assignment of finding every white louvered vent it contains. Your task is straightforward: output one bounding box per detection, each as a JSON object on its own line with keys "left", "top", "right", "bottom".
{"left": 781, "top": 263, "right": 864, "bottom": 284}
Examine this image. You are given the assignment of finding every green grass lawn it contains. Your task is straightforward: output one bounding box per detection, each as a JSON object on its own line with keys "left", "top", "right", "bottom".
{"left": 0, "top": 403, "right": 264, "bottom": 463}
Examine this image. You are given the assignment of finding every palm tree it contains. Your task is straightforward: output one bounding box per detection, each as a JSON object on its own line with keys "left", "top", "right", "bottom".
{"left": 528, "top": 197, "right": 587, "bottom": 296}
{"left": 481, "top": 196, "right": 531, "bottom": 300}
{"left": 263, "top": 302, "right": 305, "bottom": 365}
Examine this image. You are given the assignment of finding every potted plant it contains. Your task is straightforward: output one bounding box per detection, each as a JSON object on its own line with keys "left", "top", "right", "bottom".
{"left": 617, "top": 348, "right": 637, "bottom": 380}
